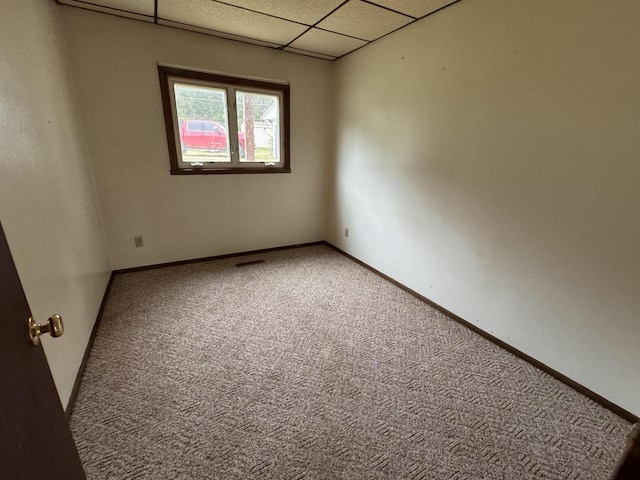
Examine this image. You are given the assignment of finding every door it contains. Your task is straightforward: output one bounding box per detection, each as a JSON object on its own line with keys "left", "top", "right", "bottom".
{"left": 211, "top": 123, "right": 223, "bottom": 149}
{"left": 0, "top": 222, "right": 86, "bottom": 480}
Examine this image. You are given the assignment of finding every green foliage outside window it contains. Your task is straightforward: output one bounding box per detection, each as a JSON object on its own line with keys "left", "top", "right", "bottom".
{"left": 174, "top": 84, "right": 274, "bottom": 126}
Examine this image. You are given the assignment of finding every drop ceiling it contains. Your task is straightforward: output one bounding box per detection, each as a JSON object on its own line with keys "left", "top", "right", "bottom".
{"left": 57, "top": 0, "right": 460, "bottom": 60}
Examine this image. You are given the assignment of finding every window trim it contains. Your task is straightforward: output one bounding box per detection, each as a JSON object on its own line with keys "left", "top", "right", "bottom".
{"left": 158, "top": 66, "right": 291, "bottom": 175}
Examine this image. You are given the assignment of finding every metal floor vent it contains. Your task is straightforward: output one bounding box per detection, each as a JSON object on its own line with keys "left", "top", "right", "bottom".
{"left": 235, "top": 259, "right": 265, "bottom": 268}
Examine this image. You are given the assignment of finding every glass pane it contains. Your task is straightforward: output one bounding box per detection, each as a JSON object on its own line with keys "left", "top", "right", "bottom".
{"left": 235, "top": 91, "right": 280, "bottom": 163}
{"left": 174, "top": 83, "right": 230, "bottom": 163}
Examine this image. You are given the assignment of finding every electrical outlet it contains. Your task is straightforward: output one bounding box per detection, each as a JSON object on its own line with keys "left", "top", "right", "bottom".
{"left": 344, "top": 228, "right": 349, "bottom": 238}
{"left": 134, "top": 236, "right": 144, "bottom": 248}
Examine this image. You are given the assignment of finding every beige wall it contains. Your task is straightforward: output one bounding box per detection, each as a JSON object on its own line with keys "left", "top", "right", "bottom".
{"left": 329, "top": 0, "right": 640, "bottom": 415}
{"left": 61, "top": 8, "right": 333, "bottom": 270}
{"left": 0, "top": 0, "right": 111, "bottom": 408}
{"left": 4, "top": 0, "right": 637, "bottom": 417}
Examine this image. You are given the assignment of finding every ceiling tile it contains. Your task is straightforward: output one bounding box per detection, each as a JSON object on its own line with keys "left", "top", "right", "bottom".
{"left": 289, "top": 28, "right": 367, "bottom": 58}
{"left": 158, "top": 19, "right": 281, "bottom": 48}
{"left": 283, "top": 47, "right": 335, "bottom": 61}
{"left": 88, "top": 0, "right": 155, "bottom": 16}
{"left": 367, "top": 0, "right": 454, "bottom": 18}
{"left": 159, "top": 0, "right": 308, "bottom": 45}
{"left": 316, "top": 0, "right": 412, "bottom": 41}
{"left": 217, "top": 0, "right": 345, "bottom": 25}
{"left": 58, "top": 0, "right": 154, "bottom": 21}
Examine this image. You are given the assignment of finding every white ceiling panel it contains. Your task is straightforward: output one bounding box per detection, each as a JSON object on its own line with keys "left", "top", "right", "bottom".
{"left": 368, "top": 0, "right": 455, "bottom": 18}
{"left": 289, "top": 28, "right": 367, "bottom": 58}
{"left": 317, "top": 0, "right": 413, "bottom": 41}
{"left": 88, "top": 0, "right": 155, "bottom": 16}
{"left": 219, "top": 0, "right": 345, "bottom": 25}
{"left": 159, "top": 0, "right": 307, "bottom": 45}
{"left": 59, "top": 0, "right": 154, "bottom": 21}
{"left": 283, "top": 47, "right": 335, "bottom": 61}
{"left": 158, "top": 19, "right": 281, "bottom": 48}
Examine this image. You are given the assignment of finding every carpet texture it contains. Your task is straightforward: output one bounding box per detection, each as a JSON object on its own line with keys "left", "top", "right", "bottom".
{"left": 70, "top": 245, "right": 631, "bottom": 479}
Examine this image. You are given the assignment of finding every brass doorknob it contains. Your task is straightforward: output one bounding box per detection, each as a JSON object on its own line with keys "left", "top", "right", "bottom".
{"left": 28, "top": 314, "right": 64, "bottom": 346}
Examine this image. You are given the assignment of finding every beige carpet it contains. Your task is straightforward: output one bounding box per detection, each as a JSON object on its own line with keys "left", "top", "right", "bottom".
{"left": 70, "top": 245, "right": 630, "bottom": 479}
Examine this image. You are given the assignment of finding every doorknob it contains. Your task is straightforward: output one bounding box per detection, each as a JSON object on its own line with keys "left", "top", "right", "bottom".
{"left": 28, "top": 314, "right": 64, "bottom": 346}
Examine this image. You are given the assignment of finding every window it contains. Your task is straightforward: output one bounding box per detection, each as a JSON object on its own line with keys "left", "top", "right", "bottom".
{"left": 158, "top": 66, "right": 290, "bottom": 174}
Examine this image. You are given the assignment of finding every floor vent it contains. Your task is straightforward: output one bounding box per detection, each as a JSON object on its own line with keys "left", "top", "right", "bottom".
{"left": 235, "top": 259, "right": 265, "bottom": 268}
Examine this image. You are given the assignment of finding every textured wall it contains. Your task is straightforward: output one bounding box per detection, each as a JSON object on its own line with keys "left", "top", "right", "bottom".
{"left": 329, "top": 0, "right": 640, "bottom": 415}
{"left": 0, "top": 0, "right": 112, "bottom": 408}
{"left": 61, "top": 8, "right": 334, "bottom": 270}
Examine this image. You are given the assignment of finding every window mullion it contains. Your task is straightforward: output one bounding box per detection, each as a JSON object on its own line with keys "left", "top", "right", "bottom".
{"left": 227, "top": 86, "right": 240, "bottom": 165}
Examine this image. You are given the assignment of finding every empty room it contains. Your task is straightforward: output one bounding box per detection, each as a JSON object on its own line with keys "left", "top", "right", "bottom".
{"left": 1, "top": 0, "right": 639, "bottom": 479}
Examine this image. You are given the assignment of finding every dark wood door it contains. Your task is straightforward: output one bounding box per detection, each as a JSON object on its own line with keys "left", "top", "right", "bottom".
{"left": 0, "top": 222, "right": 86, "bottom": 480}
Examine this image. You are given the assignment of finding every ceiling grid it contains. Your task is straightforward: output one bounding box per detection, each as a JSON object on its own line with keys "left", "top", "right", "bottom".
{"left": 56, "top": 0, "right": 462, "bottom": 60}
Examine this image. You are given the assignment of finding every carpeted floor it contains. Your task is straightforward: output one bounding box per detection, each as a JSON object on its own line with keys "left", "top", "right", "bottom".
{"left": 70, "top": 245, "right": 630, "bottom": 479}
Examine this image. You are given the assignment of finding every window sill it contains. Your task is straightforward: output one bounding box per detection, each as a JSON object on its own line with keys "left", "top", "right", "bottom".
{"left": 170, "top": 167, "right": 291, "bottom": 175}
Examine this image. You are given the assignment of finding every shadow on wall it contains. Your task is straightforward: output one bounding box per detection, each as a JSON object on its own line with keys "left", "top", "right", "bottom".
{"left": 326, "top": 0, "right": 640, "bottom": 415}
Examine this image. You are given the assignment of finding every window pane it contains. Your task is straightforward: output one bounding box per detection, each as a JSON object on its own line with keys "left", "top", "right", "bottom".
{"left": 160, "top": 67, "right": 290, "bottom": 174}
{"left": 174, "top": 83, "right": 231, "bottom": 163}
{"left": 236, "top": 91, "right": 280, "bottom": 163}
